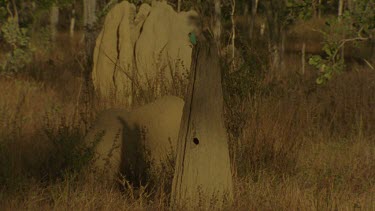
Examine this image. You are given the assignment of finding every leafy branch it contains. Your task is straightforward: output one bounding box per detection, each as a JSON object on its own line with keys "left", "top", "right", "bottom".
{"left": 309, "top": 2, "right": 374, "bottom": 84}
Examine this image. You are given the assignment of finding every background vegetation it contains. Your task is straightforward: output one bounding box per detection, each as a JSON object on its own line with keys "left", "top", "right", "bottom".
{"left": 0, "top": 0, "right": 374, "bottom": 210}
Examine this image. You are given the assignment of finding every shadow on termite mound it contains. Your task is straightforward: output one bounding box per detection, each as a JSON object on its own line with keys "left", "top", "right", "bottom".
{"left": 84, "top": 96, "right": 183, "bottom": 195}
{"left": 118, "top": 118, "right": 152, "bottom": 189}
{"left": 117, "top": 117, "right": 176, "bottom": 197}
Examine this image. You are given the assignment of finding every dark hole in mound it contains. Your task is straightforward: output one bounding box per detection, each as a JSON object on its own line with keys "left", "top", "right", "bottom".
{"left": 193, "top": 137, "right": 199, "bottom": 145}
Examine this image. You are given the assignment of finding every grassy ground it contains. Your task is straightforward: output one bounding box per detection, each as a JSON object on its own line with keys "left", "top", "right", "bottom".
{"left": 0, "top": 27, "right": 374, "bottom": 210}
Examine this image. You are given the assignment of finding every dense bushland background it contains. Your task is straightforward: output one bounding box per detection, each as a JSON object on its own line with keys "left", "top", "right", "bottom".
{"left": 0, "top": 0, "right": 374, "bottom": 210}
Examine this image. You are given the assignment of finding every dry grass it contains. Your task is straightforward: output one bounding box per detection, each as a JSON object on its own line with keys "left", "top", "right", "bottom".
{"left": 0, "top": 29, "right": 374, "bottom": 210}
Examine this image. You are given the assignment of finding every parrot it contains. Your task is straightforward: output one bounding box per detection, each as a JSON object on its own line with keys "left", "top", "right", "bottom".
{"left": 188, "top": 32, "right": 197, "bottom": 46}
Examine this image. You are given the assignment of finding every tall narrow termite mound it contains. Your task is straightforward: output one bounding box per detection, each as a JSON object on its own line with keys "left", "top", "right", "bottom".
{"left": 171, "top": 34, "right": 233, "bottom": 209}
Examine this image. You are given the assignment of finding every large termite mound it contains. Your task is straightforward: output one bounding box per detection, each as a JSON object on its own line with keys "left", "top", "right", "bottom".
{"left": 85, "top": 96, "right": 184, "bottom": 181}
{"left": 92, "top": 1, "right": 198, "bottom": 105}
{"left": 135, "top": 2, "right": 198, "bottom": 90}
{"left": 92, "top": 1, "right": 151, "bottom": 106}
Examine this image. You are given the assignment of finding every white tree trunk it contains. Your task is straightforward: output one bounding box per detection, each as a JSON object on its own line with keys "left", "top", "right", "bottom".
{"left": 83, "top": 0, "right": 97, "bottom": 64}
{"left": 171, "top": 39, "right": 233, "bottom": 209}
{"left": 82, "top": 0, "right": 97, "bottom": 114}
{"left": 265, "top": 0, "right": 284, "bottom": 72}
{"left": 338, "top": 0, "right": 345, "bottom": 58}
{"left": 260, "top": 22, "right": 265, "bottom": 36}
{"left": 213, "top": 0, "right": 222, "bottom": 43}
{"left": 249, "top": 0, "right": 259, "bottom": 39}
{"left": 338, "top": 0, "right": 344, "bottom": 18}
{"left": 70, "top": 9, "right": 76, "bottom": 38}
{"left": 84, "top": 0, "right": 97, "bottom": 27}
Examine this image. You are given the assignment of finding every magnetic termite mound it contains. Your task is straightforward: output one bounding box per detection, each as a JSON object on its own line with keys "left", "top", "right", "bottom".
{"left": 92, "top": 1, "right": 198, "bottom": 106}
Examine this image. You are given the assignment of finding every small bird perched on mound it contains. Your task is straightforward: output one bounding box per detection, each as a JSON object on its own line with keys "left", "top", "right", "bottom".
{"left": 188, "top": 32, "right": 197, "bottom": 46}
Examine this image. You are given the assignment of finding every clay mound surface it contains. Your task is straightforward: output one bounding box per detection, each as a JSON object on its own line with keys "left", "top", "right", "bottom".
{"left": 92, "top": 1, "right": 198, "bottom": 105}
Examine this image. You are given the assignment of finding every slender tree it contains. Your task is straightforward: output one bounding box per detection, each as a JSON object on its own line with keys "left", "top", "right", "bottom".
{"left": 264, "top": 0, "right": 286, "bottom": 72}
{"left": 83, "top": 0, "right": 96, "bottom": 27}
{"left": 11, "top": 0, "right": 19, "bottom": 23}
{"left": 50, "top": 3, "right": 59, "bottom": 42}
{"left": 230, "top": 0, "right": 236, "bottom": 71}
{"left": 81, "top": 0, "right": 98, "bottom": 131}
{"left": 301, "top": 42, "right": 306, "bottom": 75}
{"left": 338, "top": 0, "right": 344, "bottom": 18}
{"left": 69, "top": 2, "right": 76, "bottom": 37}
{"left": 249, "top": 0, "right": 259, "bottom": 39}
{"left": 213, "top": 0, "right": 222, "bottom": 44}
{"left": 83, "top": 0, "right": 97, "bottom": 70}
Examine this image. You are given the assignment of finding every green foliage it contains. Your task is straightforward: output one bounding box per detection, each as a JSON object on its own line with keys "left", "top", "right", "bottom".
{"left": 309, "top": 1, "right": 374, "bottom": 84}
{"left": 348, "top": 0, "right": 375, "bottom": 33}
{"left": 0, "top": 6, "right": 6, "bottom": 20}
{"left": 309, "top": 54, "right": 345, "bottom": 85}
{"left": 286, "top": 0, "right": 314, "bottom": 21}
{"left": 96, "top": 0, "right": 118, "bottom": 22}
{"left": 57, "top": 0, "right": 75, "bottom": 8}
{"left": 223, "top": 39, "right": 268, "bottom": 141}
{"left": 223, "top": 37, "right": 268, "bottom": 101}
{"left": 0, "top": 18, "right": 34, "bottom": 73}
{"left": 34, "top": 0, "right": 73, "bottom": 9}
{"left": 35, "top": 0, "right": 55, "bottom": 10}
{"left": 32, "top": 27, "right": 53, "bottom": 52}
{"left": 308, "top": 16, "right": 351, "bottom": 84}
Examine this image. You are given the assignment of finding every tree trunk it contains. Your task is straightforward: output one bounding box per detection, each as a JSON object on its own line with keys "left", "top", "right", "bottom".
{"left": 82, "top": 0, "right": 98, "bottom": 132}
{"left": 312, "top": 0, "right": 317, "bottom": 17}
{"left": 11, "top": 0, "right": 19, "bottom": 24}
{"left": 171, "top": 36, "right": 233, "bottom": 209}
{"left": 50, "top": 3, "right": 59, "bottom": 42}
{"left": 213, "top": 0, "right": 222, "bottom": 44}
{"left": 244, "top": 2, "right": 248, "bottom": 15}
{"left": 231, "top": 0, "right": 236, "bottom": 71}
{"left": 84, "top": 0, "right": 96, "bottom": 27}
{"left": 265, "top": 0, "right": 284, "bottom": 72}
{"left": 83, "top": 0, "right": 97, "bottom": 71}
{"left": 70, "top": 8, "right": 76, "bottom": 38}
{"left": 338, "top": 0, "right": 345, "bottom": 59}
{"left": 280, "top": 30, "right": 286, "bottom": 70}
{"left": 249, "top": 0, "right": 259, "bottom": 40}
{"left": 347, "top": 0, "right": 356, "bottom": 13}
{"left": 7, "top": 0, "right": 19, "bottom": 26}
{"left": 338, "top": 0, "right": 344, "bottom": 18}
{"left": 260, "top": 22, "right": 265, "bottom": 36}
{"left": 301, "top": 42, "right": 306, "bottom": 75}
{"left": 83, "top": 0, "right": 97, "bottom": 63}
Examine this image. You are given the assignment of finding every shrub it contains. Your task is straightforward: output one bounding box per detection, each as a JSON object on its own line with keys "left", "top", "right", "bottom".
{"left": 0, "top": 18, "right": 34, "bottom": 73}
